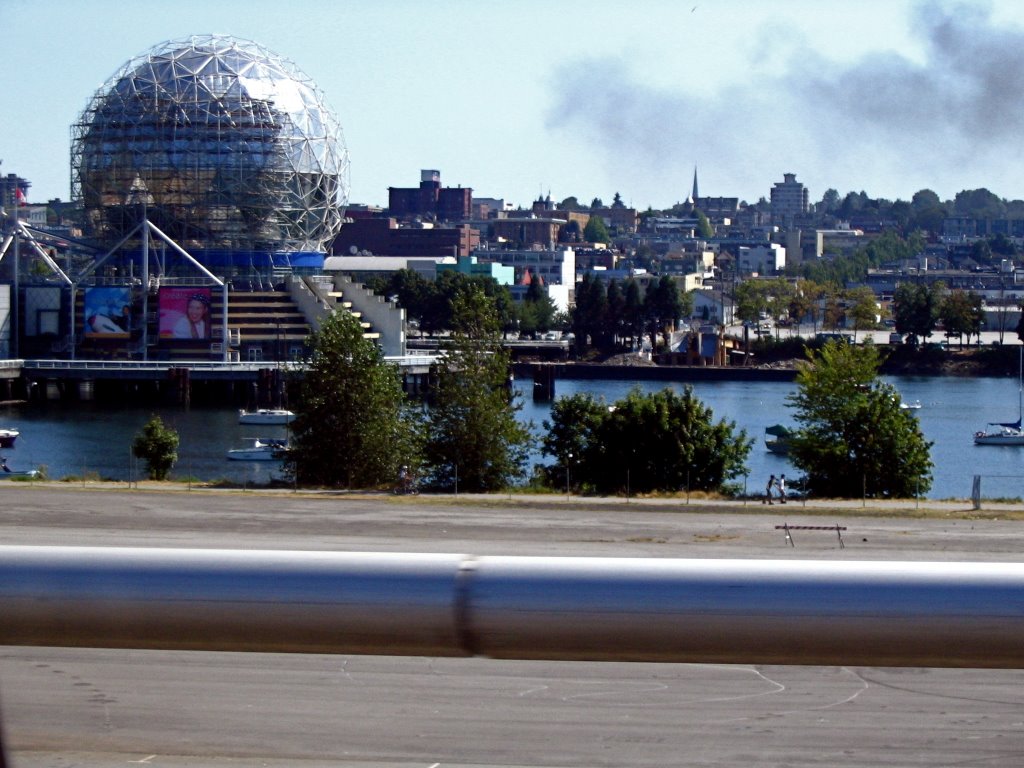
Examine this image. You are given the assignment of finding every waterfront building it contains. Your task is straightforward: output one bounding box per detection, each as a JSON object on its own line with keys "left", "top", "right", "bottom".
{"left": 71, "top": 35, "right": 348, "bottom": 269}
{"left": 0, "top": 35, "right": 412, "bottom": 374}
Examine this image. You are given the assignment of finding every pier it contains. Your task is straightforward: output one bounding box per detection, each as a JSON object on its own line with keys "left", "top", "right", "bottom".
{"left": 0, "top": 356, "right": 438, "bottom": 406}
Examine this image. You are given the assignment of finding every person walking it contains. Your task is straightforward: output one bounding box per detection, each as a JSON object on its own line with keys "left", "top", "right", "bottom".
{"left": 764, "top": 474, "right": 775, "bottom": 505}
{"left": 776, "top": 474, "right": 787, "bottom": 504}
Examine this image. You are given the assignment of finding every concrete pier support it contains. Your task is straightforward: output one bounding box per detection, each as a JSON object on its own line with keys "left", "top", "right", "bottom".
{"left": 77, "top": 379, "right": 95, "bottom": 401}
{"left": 532, "top": 365, "right": 556, "bottom": 401}
{"left": 167, "top": 368, "right": 191, "bottom": 405}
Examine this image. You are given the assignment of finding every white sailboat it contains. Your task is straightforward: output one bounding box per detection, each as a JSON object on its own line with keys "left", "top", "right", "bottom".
{"left": 974, "top": 347, "right": 1024, "bottom": 445}
{"left": 238, "top": 408, "right": 295, "bottom": 425}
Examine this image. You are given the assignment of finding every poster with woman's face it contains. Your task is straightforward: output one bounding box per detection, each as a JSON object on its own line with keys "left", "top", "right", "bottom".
{"left": 84, "top": 287, "right": 132, "bottom": 338}
{"left": 159, "top": 287, "right": 212, "bottom": 340}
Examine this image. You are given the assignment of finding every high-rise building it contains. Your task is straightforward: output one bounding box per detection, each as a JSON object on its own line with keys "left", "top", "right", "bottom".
{"left": 770, "top": 173, "right": 809, "bottom": 226}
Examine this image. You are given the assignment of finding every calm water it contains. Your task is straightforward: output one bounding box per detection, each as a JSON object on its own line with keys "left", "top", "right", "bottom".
{"left": 2, "top": 375, "right": 1023, "bottom": 500}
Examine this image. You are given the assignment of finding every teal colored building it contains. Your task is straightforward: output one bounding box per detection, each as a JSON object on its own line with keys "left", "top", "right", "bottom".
{"left": 437, "top": 255, "right": 514, "bottom": 285}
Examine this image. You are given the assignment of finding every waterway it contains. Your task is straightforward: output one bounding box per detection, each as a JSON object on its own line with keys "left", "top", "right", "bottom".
{"left": 1, "top": 374, "right": 1022, "bottom": 500}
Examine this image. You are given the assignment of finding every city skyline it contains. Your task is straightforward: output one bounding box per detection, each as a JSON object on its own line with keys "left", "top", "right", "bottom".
{"left": 6, "top": 0, "right": 1024, "bottom": 211}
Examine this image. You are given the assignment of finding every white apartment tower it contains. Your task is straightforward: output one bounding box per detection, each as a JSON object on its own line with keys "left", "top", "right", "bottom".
{"left": 770, "top": 173, "right": 809, "bottom": 225}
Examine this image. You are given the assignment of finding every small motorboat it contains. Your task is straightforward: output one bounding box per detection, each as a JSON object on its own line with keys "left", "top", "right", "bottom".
{"left": 226, "top": 437, "right": 289, "bottom": 461}
{"left": 900, "top": 399, "right": 922, "bottom": 410}
{"left": 0, "top": 456, "right": 37, "bottom": 478}
{"left": 238, "top": 408, "right": 295, "bottom": 425}
{"left": 0, "top": 428, "right": 20, "bottom": 448}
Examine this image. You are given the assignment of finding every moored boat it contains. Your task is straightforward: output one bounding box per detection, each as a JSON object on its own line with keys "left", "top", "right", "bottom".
{"left": 238, "top": 408, "right": 295, "bottom": 425}
{"left": 226, "top": 437, "right": 289, "bottom": 461}
{"left": 974, "top": 347, "right": 1024, "bottom": 446}
{"left": 0, "top": 428, "right": 20, "bottom": 448}
{"left": 0, "top": 456, "right": 36, "bottom": 478}
{"left": 973, "top": 424, "right": 1024, "bottom": 446}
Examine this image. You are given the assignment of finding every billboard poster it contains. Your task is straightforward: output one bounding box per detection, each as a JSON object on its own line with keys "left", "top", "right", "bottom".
{"left": 159, "top": 287, "right": 212, "bottom": 340}
{"left": 84, "top": 287, "right": 133, "bottom": 339}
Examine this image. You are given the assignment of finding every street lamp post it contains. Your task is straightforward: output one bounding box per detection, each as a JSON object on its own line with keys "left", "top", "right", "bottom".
{"left": 566, "top": 452, "right": 573, "bottom": 498}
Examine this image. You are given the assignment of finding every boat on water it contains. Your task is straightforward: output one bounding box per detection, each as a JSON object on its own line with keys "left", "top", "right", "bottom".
{"left": 0, "top": 456, "right": 37, "bottom": 478}
{"left": 0, "top": 428, "right": 19, "bottom": 448}
{"left": 764, "top": 424, "right": 794, "bottom": 455}
{"left": 226, "top": 437, "right": 290, "bottom": 461}
{"left": 238, "top": 408, "right": 295, "bottom": 425}
{"left": 974, "top": 348, "right": 1024, "bottom": 445}
{"left": 900, "top": 399, "right": 922, "bottom": 410}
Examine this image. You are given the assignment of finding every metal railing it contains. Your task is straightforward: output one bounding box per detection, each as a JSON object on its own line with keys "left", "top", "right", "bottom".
{"left": 2, "top": 546, "right": 1024, "bottom": 668}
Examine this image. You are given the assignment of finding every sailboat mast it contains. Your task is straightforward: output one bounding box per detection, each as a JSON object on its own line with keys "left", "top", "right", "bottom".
{"left": 1018, "top": 345, "right": 1022, "bottom": 422}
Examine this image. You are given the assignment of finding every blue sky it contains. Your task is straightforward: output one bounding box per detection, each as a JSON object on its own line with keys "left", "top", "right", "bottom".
{"left": 5, "top": 0, "right": 1024, "bottom": 210}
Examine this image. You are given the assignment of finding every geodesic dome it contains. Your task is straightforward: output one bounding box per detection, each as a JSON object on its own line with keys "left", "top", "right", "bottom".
{"left": 71, "top": 34, "right": 349, "bottom": 264}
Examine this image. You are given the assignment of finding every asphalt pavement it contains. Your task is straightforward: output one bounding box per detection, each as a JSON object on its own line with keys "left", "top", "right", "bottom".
{"left": 3, "top": 484, "right": 1024, "bottom": 767}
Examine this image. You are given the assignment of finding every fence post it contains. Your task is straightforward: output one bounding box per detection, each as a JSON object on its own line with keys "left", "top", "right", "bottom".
{"left": 972, "top": 475, "right": 982, "bottom": 510}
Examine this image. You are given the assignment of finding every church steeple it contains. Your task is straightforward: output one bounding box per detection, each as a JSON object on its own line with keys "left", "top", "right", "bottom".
{"left": 692, "top": 166, "right": 699, "bottom": 202}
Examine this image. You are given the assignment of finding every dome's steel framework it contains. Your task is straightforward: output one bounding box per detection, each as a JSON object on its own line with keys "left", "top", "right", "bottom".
{"left": 70, "top": 35, "right": 349, "bottom": 265}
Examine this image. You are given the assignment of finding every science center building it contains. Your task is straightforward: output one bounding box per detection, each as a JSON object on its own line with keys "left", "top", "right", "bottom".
{"left": 0, "top": 35, "right": 393, "bottom": 379}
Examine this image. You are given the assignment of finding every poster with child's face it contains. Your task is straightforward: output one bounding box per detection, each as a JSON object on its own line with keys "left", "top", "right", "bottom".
{"left": 159, "top": 287, "right": 212, "bottom": 340}
{"left": 84, "top": 287, "right": 132, "bottom": 338}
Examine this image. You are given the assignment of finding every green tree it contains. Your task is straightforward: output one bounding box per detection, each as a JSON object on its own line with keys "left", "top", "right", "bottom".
{"left": 542, "top": 387, "right": 752, "bottom": 495}
{"left": 540, "top": 392, "right": 608, "bottom": 490}
{"left": 429, "top": 271, "right": 516, "bottom": 336}
{"left": 623, "top": 278, "right": 645, "bottom": 349}
{"left": 571, "top": 273, "right": 608, "bottom": 351}
{"left": 132, "top": 415, "right": 179, "bottom": 481}
{"left": 818, "top": 188, "right": 841, "bottom": 213}
{"left": 518, "top": 278, "right": 557, "bottom": 336}
{"left": 911, "top": 189, "right": 942, "bottom": 211}
{"left": 893, "top": 282, "right": 944, "bottom": 346}
{"left": 643, "top": 275, "right": 689, "bottom": 350}
{"left": 368, "top": 268, "right": 432, "bottom": 328}
{"left": 787, "top": 279, "right": 817, "bottom": 328}
{"left": 422, "top": 288, "right": 533, "bottom": 491}
{"left": 583, "top": 214, "right": 611, "bottom": 244}
{"left": 605, "top": 278, "right": 626, "bottom": 347}
{"left": 939, "top": 290, "right": 984, "bottom": 347}
{"left": 285, "top": 310, "right": 416, "bottom": 488}
{"left": 787, "top": 341, "right": 933, "bottom": 498}
{"left": 954, "top": 188, "right": 1006, "bottom": 219}
{"left": 558, "top": 219, "right": 582, "bottom": 243}
{"left": 733, "top": 280, "right": 771, "bottom": 325}
{"left": 971, "top": 239, "right": 994, "bottom": 266}
{"left": 694, "top": 209, "right": 714, "bottom": 239}
{"left": 846, "top": 285, "right": 880, "bottom": 341}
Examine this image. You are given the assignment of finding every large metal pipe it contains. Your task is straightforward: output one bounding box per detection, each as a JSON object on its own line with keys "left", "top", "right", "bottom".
{"left": 2, "top": 546, "right": 1024, "bottom": 668}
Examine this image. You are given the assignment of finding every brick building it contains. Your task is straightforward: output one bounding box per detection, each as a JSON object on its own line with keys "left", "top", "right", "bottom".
{"left": 388, "top": 169, "right": 472, "bottom": 222}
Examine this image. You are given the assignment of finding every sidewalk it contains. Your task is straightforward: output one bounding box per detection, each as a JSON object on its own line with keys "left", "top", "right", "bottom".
{"left": 14, "top": 478, "right": 1019, "bottom": 517}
